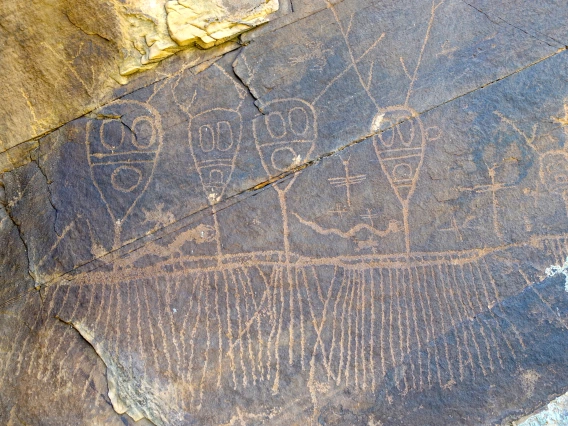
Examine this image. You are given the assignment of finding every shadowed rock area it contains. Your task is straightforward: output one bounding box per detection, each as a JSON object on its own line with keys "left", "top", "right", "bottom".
{"left": 1, "top": 0, "right": 568, "bottom": 424}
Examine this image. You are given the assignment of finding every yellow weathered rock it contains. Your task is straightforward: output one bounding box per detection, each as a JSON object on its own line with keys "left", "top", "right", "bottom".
{"left": 166, "top": 0, "right": 279, "bottom": 48}
{"left": 0, "top": 0, "right": 279, "bottom": 173}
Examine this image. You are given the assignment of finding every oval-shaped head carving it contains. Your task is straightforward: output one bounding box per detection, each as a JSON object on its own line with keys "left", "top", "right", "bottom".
{"left": 190, "top": 109, "right": 242, "bottom": 156}
{"left": 371, "top": 106, "right": 426, "bottom": 205}
{"left": 85, "top": 100, "right": 163, "bottom": 225}
{"left": 189, "top": 108, "right": 242, "bottom": 203}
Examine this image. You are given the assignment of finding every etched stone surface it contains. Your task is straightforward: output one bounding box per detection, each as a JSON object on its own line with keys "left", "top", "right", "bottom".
{"left": 2, "top": 0, "right": 568, "bottom": 424}
{"left": 0, "top": 0, "right": 279, "bottom": 172}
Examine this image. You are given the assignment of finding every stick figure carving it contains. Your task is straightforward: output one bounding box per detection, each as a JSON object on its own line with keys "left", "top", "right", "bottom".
{"left": 311, "top": 0, "right": 445, "bottom": 257}
{"left": 253, "top": 98, "right": 317, "bottom": 261}
{"left": 253, "top": 98, "right": 317, "bottom": 394}
{"left": 173, "top": 62, "right": 246, "bottom": 264}
{"left": 189, "top": 108, "right": 242, "bottom": 205}
{"left": 189, "top": 107, "right": 242, "bottom": 265}
{"left": 86, "top": 100, "right": 163, "bottom": 250}
{"left": 372, "top": 106, "right": 426, "bottom": 255}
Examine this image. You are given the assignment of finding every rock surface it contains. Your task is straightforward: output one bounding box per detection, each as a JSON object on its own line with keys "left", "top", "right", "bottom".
{"left": 0, "top": 0, "right": 279, "bottom": 172}
{"left": 2, "top": 0, "right": 568, "bottom": 425}
{"left": 517, "top": 392, "right": 568, "bottom": 425}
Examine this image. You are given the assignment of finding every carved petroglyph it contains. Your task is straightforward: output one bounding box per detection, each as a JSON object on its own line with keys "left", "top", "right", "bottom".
{"left": 254, "top": 98, "right": 317, "bottom": 177}
{"left": 372, "top": 107, "right": 427, "bottom": 255}
{"left": 172, "top": 63, "right": 247, "bottom": 269}
{"left": 190, "top": 108, "right": 242, "bottom": 205}
{"left": 254, "top": 98, "right": 318, "bottom": 263}
{"left": 44, "top": 8, "right": 562, "bottom": 419}
{"left": 496, "top": 103, "right": 568, "bottom": 217}
{"left": 295, "top": 213, "right": 401, "bottom": 240}
{"left": 313, "top": 0, "right": 447, "bottom": 256}
{"left": 251, "top": 98, "right": 318, "bottom": 394}
{"left": 86, "top": 100, "right": 163, "bottom": 250}
{"left": 327, "top": 158, "right": 366, "bottom": 208}
{"left": 439, "top": 215, "right": 464, "bottom": 242}
{"left": 32, "top": 241, "right": 546, "bottom": 424}
{"left": 171, "top": 224, "right": 216, "bottom": 249}
{"left": 6, "top": 1, "right": 568, "bottom": 424}
{"left": 458, "top": 160, "right": 516, "bottom": 241}
{"left": 289, "top": 41, "right": 333, "bottom": 71}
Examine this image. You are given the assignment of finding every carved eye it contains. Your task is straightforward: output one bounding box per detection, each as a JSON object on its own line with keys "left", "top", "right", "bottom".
{"left": 131, "top": 117, "right": 156, "bottom": 149}
{"left": 100, "top": 119, "right": 125, "bottom": 150}
{"left": 397, "top": 119, "right": 415, "bottom": 147}
{"left": 266, "top": 111, "right": 287, "bottom": 139}
{"left": 288, "top": 107, "right": 309, "bottom": 136}
{"left": 216, "top": 121, "right": 234, "bottom": 151}
{"left": 199, "top": 125, "right": 215, "bottom": 152}
{"left": 378, "top": 121, "right": 395, "bottom": 148}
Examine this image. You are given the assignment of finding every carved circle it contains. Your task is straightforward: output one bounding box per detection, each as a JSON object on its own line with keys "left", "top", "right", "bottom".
{"left": 100, "top": 119, "right": 125, "bottom": 150}
{"left": 131, "top": 117, "right": 156, "bottom": 149}
{"left": 266, "top": 112, "right": 287, "bottom": 139}
{"left": 378, "top": 121, "right": 395, "bottom": 147}
{"left": 216, "top": 121, "right": 234, "bottom": 151}
{"left": 398, "top": 119, "right": 416, "bottom": 147}
{"left": 199, "top": 125, "right": 215, "bottom": 152}
{"left": 111, "top": 165, "right": 143, "bottom": 193}
{"left": 288, "top": 107, "right": 309, "bottom": 136}
{"left": 271, "top": 147, "right": 297, "bottom": 172}
{"left": 392, "top": 163, "right": 412, "bottom": 182}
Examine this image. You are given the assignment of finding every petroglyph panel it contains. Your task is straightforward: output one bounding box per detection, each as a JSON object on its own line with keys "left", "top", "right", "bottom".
{"left": 2, "top": 0, "right": 568, "bottom": 424}
{"left": 0, "top": 0, "right": 280, "bottom": 173}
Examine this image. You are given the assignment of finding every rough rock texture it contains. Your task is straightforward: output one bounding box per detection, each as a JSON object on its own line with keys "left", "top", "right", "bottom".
{"left": 518, "top": 393, "right": 568, "bottom": 425}
{"left": 2, "top": 0, "right": 568, "bottom": 425}
{"left": 166, "top": 0, "right": 279, "bottom": 49}
{"left": 0, "top": 0, "right": 279, "bottom": 173}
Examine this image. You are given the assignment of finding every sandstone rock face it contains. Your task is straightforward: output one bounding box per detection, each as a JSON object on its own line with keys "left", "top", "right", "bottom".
{"left": 2, "top": 0, "right": 568, "bottom": 425}
{"left": 166, "top": 0, "right": 279, "bottom": 48}
{"left": 0, "top": 0, "right": 279, "bottom": 173}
